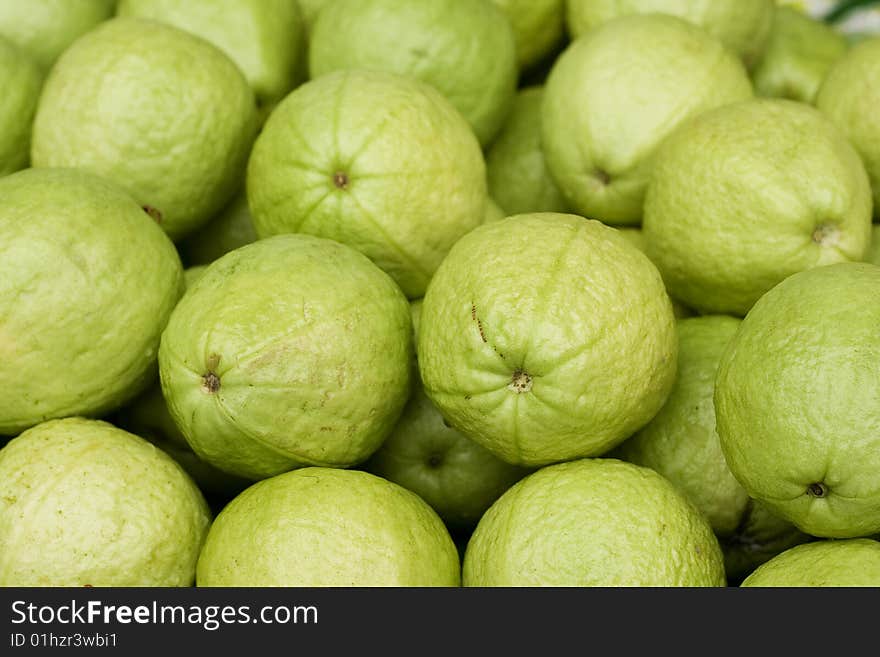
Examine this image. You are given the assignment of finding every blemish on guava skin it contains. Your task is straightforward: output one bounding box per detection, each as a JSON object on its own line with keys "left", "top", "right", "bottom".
{"left": 332, "top": 171, "right": 349, "bottom": 190}
{"left": 807, "top": 482, "right": 828, "bottom": 498}
{"left": 508, "top": 369, "right": 532, "bottom": 394}
{"left": 142, "top": 205, "right": 162, "bottom": 223}
{"left": 471, "top": 304, "right": 487, "bottom": 343}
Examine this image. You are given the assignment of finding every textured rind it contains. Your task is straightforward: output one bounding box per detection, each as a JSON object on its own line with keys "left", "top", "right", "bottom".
{"left": 486, "top": 86, "right": 570, "bottom": 217}
{"left": 158, "top": 234, "right": 413, "bottom": 480}
{"left": 564, "top": 0, "right": 775, "bottom": 69}
{"left": 0, "top": 37, "right": 42, "bottom": 176}
{"left": 30, "top": 17, "right": 258, "bottom": 240}
{"left": 817, "top": 38, "right": 880, "bottom": 213}
{"left": 617, "top": 316, "right": 748, "bottom": 536}
{"left": 0, "top": 168, "right": 184, "bottom": 436}
{"left": 643, "top": 98, "right": 872, "bottom": 316}
{"left": 542, "top": 14, "right": 754, "bottom": 225}
{"left": 308, "top": 0, "right": 518, "bottom": 147}
{"left": 0, "top": 0, "right": 116, "bottom": 72}
{"left": 247, "top": 69, "right": 487, "bottom": 299}
{"left": 714, "top": 262, "right": 880, "bottom": 538}
{"left": 490, "top": 0, "right": 565, "bottom": 72}
{"left": 462, "top": 458, "right": 727, "bottom": 587}
{"left": 751, "top": 6, "right": 848, "bottom": 104}
{"left": 741, "top": 539, "right": 880, "bottom": 587}
{"left": 116, "top": 0, "right": 305, "bottom": 108}
{"left": 196, "top": 467, "right": 460, "bottom": 586}
{"left": 0, "top": 417, "right": 211, "bottom": 586}
{"left": 418, "top": 212, "right": 678, "bottom": 467}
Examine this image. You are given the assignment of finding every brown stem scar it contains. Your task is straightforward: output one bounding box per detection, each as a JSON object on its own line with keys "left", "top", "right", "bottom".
{"left": 201, "top": 372, "right": 221, "bottom": 393}
{"left": 333, "top": 171, "right": 349, "bottom": 190}
{"left": 508, "top": 369, "right": 532, "bottom": 393}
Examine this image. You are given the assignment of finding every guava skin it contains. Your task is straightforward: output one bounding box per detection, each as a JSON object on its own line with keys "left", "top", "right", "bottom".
{"left": 30, "top": 17, "right": 259, "bottom": 241}
{"left": 159, "top": 234, "right": 413, "bottom": 481}
{"left": 542, "top": 13, "right": 754, "bottom": 225}
{"left": 0, "top": 167, "right": 184, "bottom": 436}
{"left": 715, "top": 263, "right": 880, "bottom": 539}
{"left": 247, "top": 69, "right": 487, "bottom": 299}
{"left": 308, "top": 0, "right": 518, "bottom": 147}
{"left": 0, "top": 36, "right": 42, "bottom": 177}
{"left": 196, "top": 467, "right": 460, "bottom": 587}
{"left": 741, "top": 538, "right": 880, "bottom": 587}
{"left": 463, "top": 458, "right": 727, "bottom": 587}
{"left": 418, "top": 212, "right": 678, "bottom": 467}
{"left": 0, "top": 417, "right": 211, "bottom": 586}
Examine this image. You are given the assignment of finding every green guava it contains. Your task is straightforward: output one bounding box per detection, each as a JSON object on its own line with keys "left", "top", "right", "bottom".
{"left": 462, "top": 458, "right": 727, "bottom": 586}
{"left": 542, "top": 13, "right": 754, "bottom": 225}
{"left": 158, "top": 233, "right": 413, "bottom": 480}
{"left": 741, "top": 538, "right": 880, "bottom": 587}
{"left": 30, "top": 17, "right": 258, "bottom": 241}
{"left": 0, "top": 0, "right": 116, "bottom": 72}
{"left": 196, "top": 467, "right": 460, "bottom": 586}
{"left": 0, "top": 37, "right": 41, "bottom": 177}
{"left": 490, "top": 0, "right": 565, "bottom": 73}
{"left": 643, "top": 98, "right": 872, "bottom": 316}
{"left": 817, "top": 37, "right": 880, "bottom": 214}
{"left": 564, "top": 0, "right": 775, "bottom": 69}
{"left": 116, "top": 0, "right": 305, "bottom": 117}
{"left": 751, "top": 6, "right": 849, "bottom": 104}
{"left": 486, "top": 86, "right": 570, "bottom": 217}
{"left": 247, "top": 69, "right": 487, "bottom": 299}
{"left": 418, "top": 212, "right": 678, "bottom": 467}
{"left": 0, "top": 167, "right": 184, "bottom": 436}
{"left": 613, "top": 315, "right": 811, "bottom": 581}
{"left": 715, "top": 262, "right": 880, "bottom": 538}
{"left": 0, "top": 417, "right": 211, "bottom": 586}
{"left": 869, "top": 224, "right": 880, "bottom": 264}
{"left": 308, "top": 0, "right": 518, "bottom": 147}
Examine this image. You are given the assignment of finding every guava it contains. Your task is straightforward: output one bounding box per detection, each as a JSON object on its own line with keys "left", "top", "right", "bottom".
{"left": 116, "top": 0, "right": 305, "bottom": 118}
{"left": 816, "top": 37, "right": 880, "bottom": 213}
{"left": 752, "top": 6, "right": 849, "bottom": 104}
{"left": 643, "top": 98, "right": 872, "bottom": 316}
{"left": 542, "top": 13, "right": 753, "bottom": 225}
{"left": 158, "top": 233, "right": 412, "bottom": 480}
{"left": 490, "top": 0, "right": 565, "bottom": 73}
{"left": 715, "top": 262, "right": 880, "bottom": 538}
{"left": 0, "top": 36, "right": 41, "bottom": 177}
{"left": 486, "top": 86, "right": 570, "bottom": 217}
{"left": 0, "top": 167, "right": 183, "bottom": 436}
{"left": 564, "top": 0, "right": 775, "bottom": 69}
{"left": 247, "top": 69, "right": 487, "bottom": 299}
{"left": 196, "top": 467, "right": 460, "bottom": 586}
{"left": 741, "top": 538, "right": 880, "bottom": 587}
{"left": 0, "top": 417, "right": 211, "bottom": 586}
{"left": 613, "top": 315, "right": 811, "bottom": 581}
{"left": 308, "top": 0, "right": 517, "bottom": 147}
{"left": 30, "top": 17, "right": 258, "bottom": 241}
{"left": 462, "top": 458, "right": 727, "bottom": 586}
{"left": 418, "top": 212, "right": 677, "bottom": 467}
{"left": 0, "top": 0, "right": 116, "bottom": 72}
